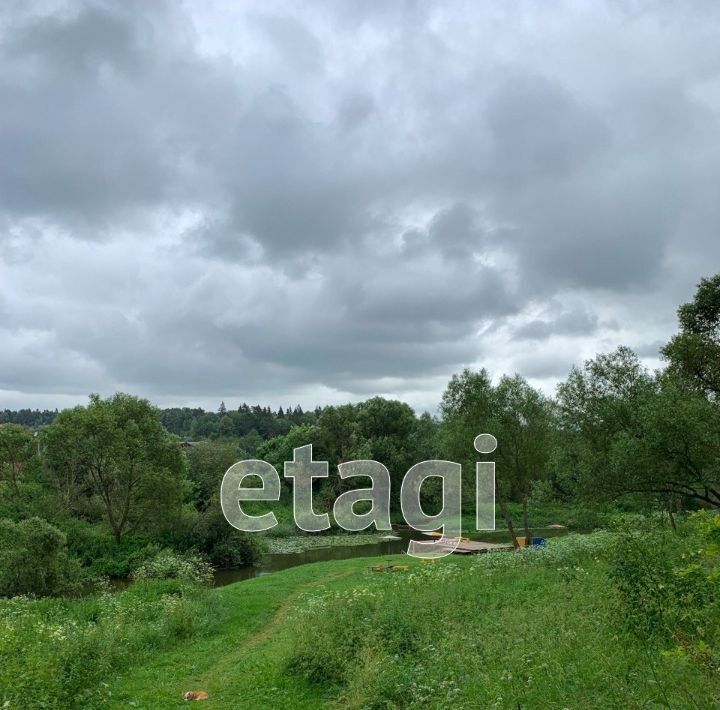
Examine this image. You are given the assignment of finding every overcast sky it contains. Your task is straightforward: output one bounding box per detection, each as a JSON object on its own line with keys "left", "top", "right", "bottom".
{"left": 1, "top": 0, "right": 719, "bottom": 413}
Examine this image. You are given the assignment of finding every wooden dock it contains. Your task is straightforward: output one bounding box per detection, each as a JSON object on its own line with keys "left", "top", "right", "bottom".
{"left": 439, "top": 539, "right": 512, "bottom": 554}
{"left": 419, "top": 533, "right": 513, "bottom": 554}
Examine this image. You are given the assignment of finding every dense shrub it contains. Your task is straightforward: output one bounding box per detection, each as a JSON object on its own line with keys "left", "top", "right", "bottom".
{"left": 190, "top": 501, "right": 265, "bottom": 567}
{"left": 60, "top": 506, "right": 263, "bottom": 578}
{"left": 132, "top": 549, "right": 214, "bottom": 585}
{"left": 609, "top": 512, "right": 720, "bottom": 671}
{"left": 62, "top": 519, "right": 165, "bottom": 578}
{"left": 0, "top": 517, "right": 81, "bottom": 598}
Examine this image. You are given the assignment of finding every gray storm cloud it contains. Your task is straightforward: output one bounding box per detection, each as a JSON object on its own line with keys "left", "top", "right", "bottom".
{"left": 1, "top": 0, "right": 719, "bottom": 410}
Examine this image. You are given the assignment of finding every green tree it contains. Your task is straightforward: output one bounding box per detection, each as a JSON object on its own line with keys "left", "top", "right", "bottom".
{"left": 0, "top": 423, "right": 38, "bottom": 497}
{"left": 662, "top": 274, "right": 720, "bottom": 399}
{"left": 493, "top": 375, "right": 554, "bottom": 545}
{"left": 409, "top": 411, "right": 441, "bottom": 463}
{"left": 237, "top": 428, "right": 265, "bottom": 455}
{"left": 43, "top": 394, "right": 186, "bottom": 543}
{"left": 313, "top": 404, "right": 361, "bottom": 463}
{"left": 253, "top": 424, "right": 318, "bottom": 517}
{"left": 191, "top": 498, "right": 263, "bottom": 567}
{"left": 610, "top": 374, "right": 720, "bottom": 509}
{"left": 217, "top": 414, "right": 236, "bottom": 439}
{"left": 256, "top": 400, "right": 422, "bottom": 512}
{"left": 190, "top": 412, "right": 220, "bottom": 439}
{"left": 356, "top": 398, "right": 419, "bottom": 501}
{"left": 439, "top": 368, "right": 495, "bottom": 482}
{"left": 553, "top": 346, "right": 653, "bottom": 503}
{"left": 0, "top": 517, "right": 80, "bottom": 597}
{"left": 185, "top": 440, "right": 244, "bottom": 509}
{"left": 440, "top": 370, "right": 555, "bottom": 547}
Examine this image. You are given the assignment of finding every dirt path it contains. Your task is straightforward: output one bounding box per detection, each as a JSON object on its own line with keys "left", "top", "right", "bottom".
{"left": 107, "top": 558, "right": 392, "bottom": 708}
{"left": 238, "top": 569, "right": 356, "bottom": 651}
{"left": 184, "top": 567, "right": 360, "bottom": 707}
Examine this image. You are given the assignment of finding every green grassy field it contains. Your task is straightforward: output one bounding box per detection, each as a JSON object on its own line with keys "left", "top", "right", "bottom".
{"left": 104, "top": 542, "right": 716, "bottom": 709}
{"left": 2, "top": 529, "right": 718, "bottom": 709}
{"left": 104, "top": 557, "right": 375, "bottom": 708}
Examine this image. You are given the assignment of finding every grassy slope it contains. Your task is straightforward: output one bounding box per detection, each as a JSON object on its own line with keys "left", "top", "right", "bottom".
{"left": 105, "top": 556, "right": 390, "bottom": 709}
{"left": 106, "top": 551, "right": 716, "bottom": 710}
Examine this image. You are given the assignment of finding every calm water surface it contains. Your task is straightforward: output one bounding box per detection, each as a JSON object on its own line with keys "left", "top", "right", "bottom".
{"left": 211, "top": 527, "right": 570, "bottom": 587}
{"left": 213, "top": 531, "right": 420, "bottom": 586}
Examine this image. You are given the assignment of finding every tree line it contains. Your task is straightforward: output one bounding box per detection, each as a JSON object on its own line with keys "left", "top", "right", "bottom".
{"left": 0, "top": 274, "right": 719, "bottom": 588}
{"left": 2, "top": 402, "right": 319, "bottom": 440}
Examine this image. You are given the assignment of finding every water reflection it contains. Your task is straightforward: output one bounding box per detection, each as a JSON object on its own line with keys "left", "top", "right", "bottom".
{"left": 213, "top": 532, "right": 418, "bottom": 586}
{"left": 212, "top": 527, "right": 570, "bottom": 587}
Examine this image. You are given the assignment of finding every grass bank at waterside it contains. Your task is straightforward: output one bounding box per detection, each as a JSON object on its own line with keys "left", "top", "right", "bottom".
{"left": 2, "top": 525, "right": 718, "bottom": 708}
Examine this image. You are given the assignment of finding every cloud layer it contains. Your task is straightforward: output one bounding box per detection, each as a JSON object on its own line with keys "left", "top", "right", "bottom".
{"left": 2, "top": 0, "right": 719, "bottom": 411}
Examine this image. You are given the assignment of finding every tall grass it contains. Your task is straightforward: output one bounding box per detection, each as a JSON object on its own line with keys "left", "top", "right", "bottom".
{"left": 288, "top": 530, "right": 720, "bottom": 709}
{"left": 0, "top": 579, "right": 221, "bottom": 708}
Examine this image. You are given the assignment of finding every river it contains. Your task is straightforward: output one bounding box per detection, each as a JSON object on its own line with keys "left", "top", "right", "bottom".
{"left": 212, "top": 527, "right": 569, "bottom": 586}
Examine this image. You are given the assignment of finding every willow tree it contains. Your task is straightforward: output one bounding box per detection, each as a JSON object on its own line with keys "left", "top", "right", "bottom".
{"left": 553, "top": 346, "right": 654, "bottom": 504}
{"left": 663, "top": 274, "right": 720, "bottom": 399}
{"left": 43, "top": 393, "right": 186, "bottom": 543}
{"left": 610, "top": 374, "right": 720, "bottom": 511}
{"left": 492, "top": 375, "right": 554, "bottom": 545}
{"left": 439, "top": 369, "right": 553, "bottom": 548}
{"left": 555, "top": 344, "right": 720, "bottom": 517}
{"left": 0, "top": 423, "right": 38, "bottom": 497}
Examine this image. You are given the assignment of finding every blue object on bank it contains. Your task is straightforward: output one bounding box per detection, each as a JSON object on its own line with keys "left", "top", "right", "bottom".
{"left": 531, "top": 537, "right": 546, "bottom": 546}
